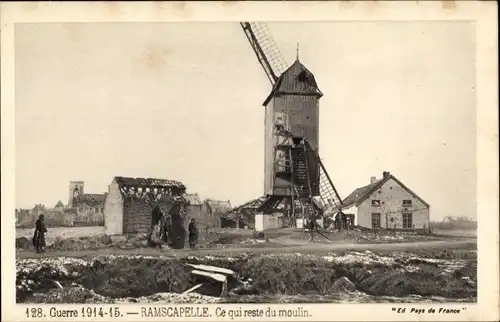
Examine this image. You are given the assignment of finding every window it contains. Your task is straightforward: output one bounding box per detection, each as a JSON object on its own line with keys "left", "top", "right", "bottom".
{"left": 79, "top": 207, "right": 83, "bottom": 213}
{"left": 403, "top": 212, "right": 413, "bottom": 229}
{"left": 95, "top": 207, "right": 99, "bottom": 213}
{"left": 371, "top": 213, "right": 381, "bottom": 228}
{"left": 371, "top": 200, "right": 381, "bottom": 207}
{"left": 403, "top": 200, "right": 412, "bottom": 207}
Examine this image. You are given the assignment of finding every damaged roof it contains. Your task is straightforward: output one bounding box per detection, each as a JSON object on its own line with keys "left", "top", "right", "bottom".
{"left": 342, "top": 173, "right": 430, "bottom": 209}
{"left": 263, "top": 59, "right": 323, "bottom": 106}
{"left": 184, "top": 193, "right": 203, "bottom": 206}
{"left": 205, "top": 199, "right": 232, "bottom": 214}
{"left": 74, "top": 194, "right": 106, "bottom": 206}
{"left": 113, "top": 176, "right": 186, "bottom": 190}
{"left": 229, "top": 197, "right": 267, "bottom": 213}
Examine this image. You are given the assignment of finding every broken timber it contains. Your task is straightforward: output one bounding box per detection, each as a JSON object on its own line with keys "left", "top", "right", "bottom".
{"left": 185, "top": 264, "right": 236, "bottom": 297}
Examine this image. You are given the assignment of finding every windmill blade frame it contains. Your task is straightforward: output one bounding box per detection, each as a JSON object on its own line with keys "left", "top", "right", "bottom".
{"left": 240, "top": 22, "right": 288, "bottom": 85}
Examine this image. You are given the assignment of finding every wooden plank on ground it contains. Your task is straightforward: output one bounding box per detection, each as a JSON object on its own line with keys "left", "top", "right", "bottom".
{"left": 186, "top": 263, "right": 235, "bottom": 276}
{"left": 191, "top": 269, "right": 227, "bottom": 282}
{"left": 182, "top": 283, "right": 204, "bottom": 295}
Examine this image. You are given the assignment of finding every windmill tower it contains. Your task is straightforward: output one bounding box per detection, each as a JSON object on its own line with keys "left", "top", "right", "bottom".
{"left": 240, "top": 22, "right": 343, "bottom": 226}
{"left": 262, "top": 58, "right": 323, "bottom": 198}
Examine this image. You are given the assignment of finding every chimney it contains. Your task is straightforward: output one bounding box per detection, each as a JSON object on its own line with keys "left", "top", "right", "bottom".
{"left": 370, "top": 176, "right": 377, "bottom": 184}
{"left": 383, "top": 171, "right": 390, "bottom": 178}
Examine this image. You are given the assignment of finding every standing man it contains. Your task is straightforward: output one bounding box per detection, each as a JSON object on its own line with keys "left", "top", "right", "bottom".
{"left": 307, "top": 215, "right": 316, "bottom": 242}
{"left": 162, "top": 215, "right": 171, "bottom": 246}
{"left": 188, "top": 218, "right": 198, "bottom": 249}
{"left": 33, "top": 214, "right": 47, "bottom": 253}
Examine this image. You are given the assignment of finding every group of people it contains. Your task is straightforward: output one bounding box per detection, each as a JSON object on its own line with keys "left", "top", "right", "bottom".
{"left": 149, "top": 212, "right": 171, "bottom": 247}
{"left": 149, "top": 215, "right": 199, "bottom": 249}
{"left": 32, "top": 211, "right": 200, "bottom": 253}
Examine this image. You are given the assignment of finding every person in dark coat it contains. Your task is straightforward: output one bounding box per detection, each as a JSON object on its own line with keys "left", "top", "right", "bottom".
{"left": 162, "top": 215, "right": 171, "bottom": 245}
{"left": 188, "top": 219, "right": 198, "bottom": 249}
{"left": 32, "top": 214, "right": 47, "bottom": 253}
{"left": 307, "top": 217, "right": 316, "bottom": 242}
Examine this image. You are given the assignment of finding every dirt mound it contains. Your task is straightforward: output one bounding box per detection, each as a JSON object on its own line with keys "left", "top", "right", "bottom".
{"left": 16, "top": 257, "right": 91, "bottom": 302}
{"left": 16, "top": 237, "right": 31, "bottom": 250}
{"left": 17, "top": 250, "right": 477, "bottom": 304}
{"left": 182, "top": 251, "right": 477, "bottom": 299}
{"left": 48, "top": 235, "right": 114, "bottom": 252}
{"left": 358, "top": 269, "right": 476, "bottom": 298}
{"left": 80, "top": 256, "right": 193, "bottom": 298}
{"left": 16, "top": 256, "right": 195, "bottom": 302}
{"left": 28, "top": 284, "right": 222, "bottom": 304}
{"left": 30, "top": 285, "right": 111, "bottom": 303}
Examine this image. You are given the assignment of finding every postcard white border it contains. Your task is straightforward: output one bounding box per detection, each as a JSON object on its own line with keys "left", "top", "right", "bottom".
{"left": 1, "top": 1, "right": 498, "bottom": 321}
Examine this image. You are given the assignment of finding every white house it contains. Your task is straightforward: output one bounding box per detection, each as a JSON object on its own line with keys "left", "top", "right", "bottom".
{"left": 340, "top": 171, "right": 430, "bottom": 230}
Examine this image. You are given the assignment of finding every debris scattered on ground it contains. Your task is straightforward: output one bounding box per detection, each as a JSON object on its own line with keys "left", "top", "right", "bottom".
{"left": 16, "top": 249, "right": 477, "bottom": 304}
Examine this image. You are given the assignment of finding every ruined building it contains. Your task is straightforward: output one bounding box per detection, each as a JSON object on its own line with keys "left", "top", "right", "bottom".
{"left": 203, "top": 199, "right": 232, "bottom": 228}
{"left": 184, "top": 193, "right": 206, "bottom": 227}
{"left": 68, "top": 181, "right": 106, "bottom": 224}
{"left": 54, "top": 201, "right": 65, "bottom": 209}
{"left": 104, "top": 177, "right": 189, "bottom": 247}
{"left": 223, "top": 197, "right": 267, "bottom": 229}
{"left": 68, "top": 181, "right": 84, "bottom": 207}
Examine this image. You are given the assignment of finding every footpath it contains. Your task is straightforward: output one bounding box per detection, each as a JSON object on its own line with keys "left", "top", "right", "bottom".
{"left": 16, "top": 239, "right": 476, "bottom": 259}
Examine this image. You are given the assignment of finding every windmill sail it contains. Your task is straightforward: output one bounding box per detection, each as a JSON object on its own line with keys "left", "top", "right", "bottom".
{"left": 240, "top": 22, "right": 288, "bottom": 85}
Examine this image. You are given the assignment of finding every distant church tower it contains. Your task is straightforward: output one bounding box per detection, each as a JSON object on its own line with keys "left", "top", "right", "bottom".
{"left": 263, "top": 58, "right": 323, "bottom": 197}
{"left": 68, "top": 181, "right": 84, "bottom": 208}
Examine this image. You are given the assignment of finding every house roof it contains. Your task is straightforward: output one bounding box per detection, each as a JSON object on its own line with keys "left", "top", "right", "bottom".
{"left": 341, "top": 173, "right": 430, "bottom": 209}
{"left": 263, "top": 59, "right": 323, "bottom": 106}
{"left": 205, "top": 199, "right": 232, "bottom": 214}
{"left": 74, "top": 194, "right": 106, "bottom": 207}
{"left": 55, "top": 201, "right": 64, "bottom": 208}
{"left": 184, "top": 193, "right": 203, "bottom": 206}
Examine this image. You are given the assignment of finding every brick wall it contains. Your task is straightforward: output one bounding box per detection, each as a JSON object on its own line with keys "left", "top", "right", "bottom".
{"left": 122, "top": 198, "right": 189, "bottom": 242}
{"left": 123, "top": 200, "right": 153, "bottom": 234}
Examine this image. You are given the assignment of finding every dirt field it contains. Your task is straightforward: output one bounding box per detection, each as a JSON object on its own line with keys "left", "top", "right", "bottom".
{"left": 16, "top": 226, "right": 475, "bottom": 254}
{"left": 17, "top": 239, "right": 476, "bottom": 259}
{"left": 16, "top": 244, "right": 477, "bottom": 304}
{"left": 432, "top": 229, "right": 477, "bottom": 237}
{"left": 16, "top": 226, "right": 105, "bottom": 242}
{"left": 15, "top": 224, "right": 477, "bottom": 304}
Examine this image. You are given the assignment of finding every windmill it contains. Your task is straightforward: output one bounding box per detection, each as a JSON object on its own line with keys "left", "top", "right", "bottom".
{"left": 238, "top": 22, "right": 344, "bottom": 230}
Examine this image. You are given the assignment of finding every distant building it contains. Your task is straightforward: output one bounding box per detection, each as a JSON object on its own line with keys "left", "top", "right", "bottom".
{"left": 184, "top": 193, "right": 208, "bottom": 227}
{"left": 104, "top": 176, "right": 188, "bottom": 238}
{"left": 203, "top": 199, "right": 232, "bottom": 228}
{"left": 224, "top": 197, "right": 267, "bottom": 229}
{"left": 16, "top": 209, "right": 32, "bottom": 227}
{"left": 74, "top": 194, "right": 106, "bottom": 224}
{"left": 340, "top": 171, "right": 430, "bottom": 230}
{"left": 68, "top": 181, "right": 106, "bottom": 225}
{"left": 54, "top": 200, "right": 65, "bottom": 209}
{"left": 32, "top": 204, "right": 46, "bottom": 216}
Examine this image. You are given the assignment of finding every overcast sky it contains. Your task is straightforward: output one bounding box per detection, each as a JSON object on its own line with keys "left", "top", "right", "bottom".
{"left": 15, "top": 22, "right": 476, "bottom": 220}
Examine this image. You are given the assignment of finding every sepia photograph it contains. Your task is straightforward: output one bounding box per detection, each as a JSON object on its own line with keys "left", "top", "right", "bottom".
{"left": 2, "top": 2, "right": 498, "bottom": 321}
